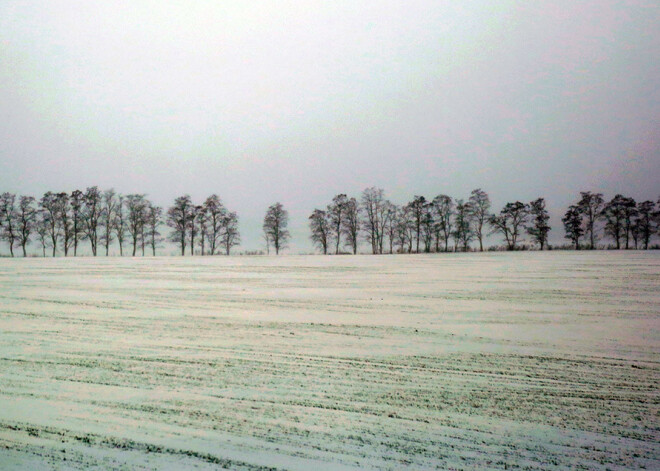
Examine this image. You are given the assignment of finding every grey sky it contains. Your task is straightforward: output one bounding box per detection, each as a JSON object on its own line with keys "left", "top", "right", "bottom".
{"left": 1, "top": 1, "right": 658, "bottom": 252}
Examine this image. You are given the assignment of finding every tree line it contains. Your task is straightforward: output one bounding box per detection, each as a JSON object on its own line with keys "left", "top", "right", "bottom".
{"left": 1, "top": 187, "right": 658, "bottom": 256}
{"left": 0, "top": 188, "right": 240, "bottom": 257}
{"left": 307, "top": 188, "right": 660, "bottom": 254}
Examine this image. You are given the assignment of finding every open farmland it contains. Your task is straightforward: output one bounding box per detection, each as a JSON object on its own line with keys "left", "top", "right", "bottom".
{"left": 0, "top": 252, "right": 658, "bottom": 470}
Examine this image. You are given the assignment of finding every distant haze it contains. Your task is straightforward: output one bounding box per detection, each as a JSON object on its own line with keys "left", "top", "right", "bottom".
{"left": 2, "top": 1, "right": 658, "bottom": 252}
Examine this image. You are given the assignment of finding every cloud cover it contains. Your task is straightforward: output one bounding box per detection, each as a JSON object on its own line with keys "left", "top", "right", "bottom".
{"left": 1, "top": 1, "right": 658, "bottom": 251}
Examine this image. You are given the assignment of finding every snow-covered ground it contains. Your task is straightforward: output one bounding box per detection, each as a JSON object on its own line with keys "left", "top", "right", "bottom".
{"left": 0, "top": 252, "right": 658, "bottom": 470}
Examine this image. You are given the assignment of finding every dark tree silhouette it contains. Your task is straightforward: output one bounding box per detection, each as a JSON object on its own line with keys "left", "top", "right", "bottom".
{"left": 40, "top": 192, "right": 61, "bottom": 257}
{"left": 17, "top": 196, "right": 37, "bottom": 257}
{"left": 220, "top": 211, "right": 240, "bottom": 255}
{"left": 126, "top": 194, "right": 148, "bottom": 256}
{"left": 309, "top": 209, "right": 330, "bottom": 254}
{"left": 577, "top": 192, "right": 604, "bottom": 249}
{"left": 562, "top": 205, "right": 584, "bottom": 249}
{"left": 395, "top": 205, "right": 413, "bottom": 253}
{"left": 328, "top": 194, "right": 348, "bottom": 254}
{"left": 453, "top": 199, "right": 473, "bottom": 252}
{"left": 194, "top": 205, "right": 208, "bottom": 255}
{"left": 421, "top": 202, "right": 434, "bottom": 253}
{"left": 527, "top": 198, "right": 551, "bottom": 250}
{"left": 406, "top": 195, "right": 427, "bottom": 253}
{"left": 146, "top": 204, "right": 163, "bottom": 256}
{"left": 0, "top": 192, "right": 18, "bottom": 257}
{"left": 101, "top": 189, "right": 118, "bottom": 256}
{"left": 187, "top": 205, "right": 202, "bottom": 256}
{"left": 620, "top": 196, "right": 637, "bottom": 249}
{"left": 203, "top": 195, "right": 226, "bottom": 255}
{"left": 635, "top": 200, "right": 655, "bottom": 249}
{"left": 468, "top": 189, "right": 491, "bottom": 252}
{"left": 361, "top": 187, "right": 387, "bottom": 254}
{"left": 70, "top": 190, "right": 84, "bottom": 256}
{"left": 114, "top": 194, "right": 127, "bottom": 256}
{"left": 83, "top": 186, "right": 103, "bottom": 256}
{"left": 35, "top": 210, "right": 49, "bottom": 257}
{"left": 263, "top": 202, "right": 289, "bottom": 255}
{"left": 341, "top": 197, "right": 360, "bottom": 255}
{"left": 385, "top": 203, "right": 399, "bottom": 254}
{"left": 489, "top": 202, "right": 529, "bottom": 250}
{"left": 602, "top": 195, "right": 627, "bottom": 249}
{"left": 432, "top": 195, "right": 453, "bottom": 252}
{"left": 57, "top": 193, "right": 73, "bottom": 256}
{"left": 167, "top": 195, "right": 193, "bottom": 256}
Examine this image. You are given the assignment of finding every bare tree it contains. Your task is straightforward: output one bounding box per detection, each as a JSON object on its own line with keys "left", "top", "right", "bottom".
{"left": 40, "top": 192, "right": 61, "bottom": 256}
{"left": 203, "top": 195, "right": 227, "bottom": 255}
{"left": 405, "top": 195, "right": 427, "bottom": 253}
{"left": 126, "top": 194, "right": 148, "bottom": 256}
{"left": 101, "top": 189, "right": 118, "bottom": 256}
{"left": 432, "top": 195, "right": 454, "bottom": 252}
{"left": 188, "top": 205, "right": 202, "bottom": 256}
{"left": 576, "top": 192, "right": 604, "bottom": 249}
{"left": 376, "top": 199, "right": 393, "bottom": 254}
{"left": 220, "top": 211, "right": 240, "bottom": 255}
{"left": 341, "top": 197, "right": 360, "bottom": 255}
{"left": 527, "top": 198, "right": 551, "bottom": 250}
{"left": 468, "top": 189, "right": 491, "bottom": 252}
{"left": 328, "top": 194, "right": 347, "bottom": 254}
{"left": 621, "top": 196, "right": 637, "bottom": 249}
{"left": 83, "top": 186, "right": 103, "bottom": 256}
{"left": 421, "top": 202, "right": 434, "bottom": 253}
{"left": 146, "top": 204, "right": 163, "bottom": 256}
{"left": 635, "top": 200, "right": 655, "bottom": 249}
{"left": 114, "top": 194, "right": 127, "bottom": 256}
{"left": 70, "top": 189, "right": 84, "bottom": 256}
{"left": 35, "top": 210, "right": 50, "bottom": 257}
{"left": 385, "top": 203, "right": 399, "bottom": 254}
{"left": 309, "top": 209, "right": 331, "bottom": 254}
{"left": 263, "top": 202, "right": 289, "bottom": 255}
{"left": 395, "top": 206, "right": 413, "bottom": 253}
{"left": 0, "top": 192, "right": 18, "bottom": 257}
{"left": 489, "top": 202, "right": 529, "bottom": 250}
{"left": 562, "top": 205, "right": 584, "bottom": 250}
{"left": 195, "top": 205, "right": 208, "bottom": 255}
{"left": 57, "top": 193, "right": 73, "bottom": 256}
{"left": 602, "top": 194, "right": 627, "bottom": 249}
{"left": 167, "top": 195, "right": 193, "bottom": 256}
{"left": 17, "top": 196, "right": 37, "bottom": 257}
{"left": 361, "top": 187, "right": 386, "bottom": 254}
{"left": 453, "top": 199, "right": 473, "bottom": 252}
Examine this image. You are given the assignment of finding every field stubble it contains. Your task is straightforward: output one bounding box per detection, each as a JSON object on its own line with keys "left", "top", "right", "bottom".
{"left": 0, "top": 252, "right": 658, "bottom": 469}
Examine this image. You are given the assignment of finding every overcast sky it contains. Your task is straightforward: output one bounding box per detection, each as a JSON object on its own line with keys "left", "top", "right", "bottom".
{"left": 1, "top": 1, "right": 659, "bottom": 253}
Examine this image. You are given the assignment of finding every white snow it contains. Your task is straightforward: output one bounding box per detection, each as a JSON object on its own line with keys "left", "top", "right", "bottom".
{"left": 0, "top": 252, "right": 658, "bottom": 469}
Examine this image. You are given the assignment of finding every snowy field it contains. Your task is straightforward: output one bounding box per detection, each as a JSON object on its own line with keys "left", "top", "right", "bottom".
{"left": 0, "top": 252, "right": 658, "bottom": 470}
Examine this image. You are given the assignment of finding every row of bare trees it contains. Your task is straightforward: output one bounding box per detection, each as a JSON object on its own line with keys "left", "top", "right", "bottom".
{"left": 0, "top": 188, "right": 162, "bottom": 257}
{"left": 166, "top": 195, "right": 240, "bottom": 256}
{"left": 3, "top": 188, "right": 658, "bottom": 256}
{"left": 309, "top": 188, "right": 659, "bottom": 254}
{"left": 0, "top": 189, "right": 243, "bottom": 257}
{"left": 563, "top": 192, "right": 659, "bottom": 250}
{"left": 308, "top": 188, "right": 548, "bottom": 253}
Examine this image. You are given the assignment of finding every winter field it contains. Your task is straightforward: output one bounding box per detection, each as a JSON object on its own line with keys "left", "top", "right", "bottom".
{"left": 0, "top": 252, "right": 658, "bottom": 470}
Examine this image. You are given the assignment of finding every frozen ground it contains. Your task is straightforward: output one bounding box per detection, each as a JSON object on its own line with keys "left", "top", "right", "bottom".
{"left": 0, "top": 252, "right": 658, "bottom": 470}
